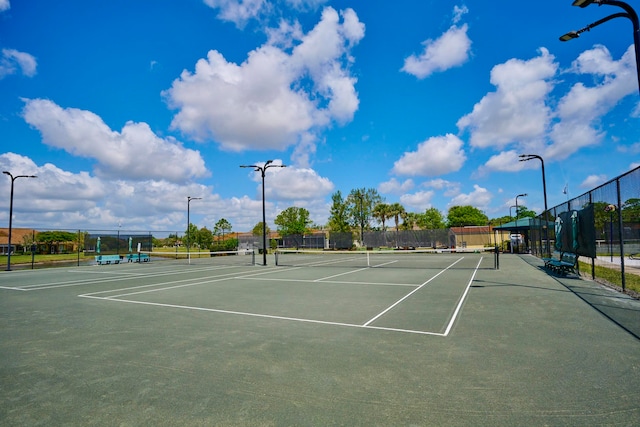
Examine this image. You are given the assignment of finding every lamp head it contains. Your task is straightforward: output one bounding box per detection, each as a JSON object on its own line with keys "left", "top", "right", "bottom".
{"left": 560, "top": 31, "right": 580, "bottom": 41}
{"left": 572, "top": 0, "right": 595, "bottom": 8}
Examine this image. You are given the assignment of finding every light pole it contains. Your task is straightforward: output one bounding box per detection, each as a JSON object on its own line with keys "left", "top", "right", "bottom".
{"left": 560, "top": 0, "right": 640, "bottom": 95}
{"left": 509, "top": 205, "right": 517, "bottom": 220}
{"left": 515, "top": 193, "right": 527, "bottom": 253}
{"left": 240, "top": 160, "right": 286, "bottom": 266}
{"left": 187, "top": 196, "right": 201, "bottom": 263}
{"left": 520, "top": 154, "right": 550, "bottom": 257}
{"left": 3, "top": 171, "right": 37, "bottom": 271}
{"left": 515, "top": 194, "right": 528, "bottom": 219}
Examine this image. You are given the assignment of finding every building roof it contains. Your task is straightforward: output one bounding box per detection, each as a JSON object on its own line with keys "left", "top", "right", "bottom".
{"left": 492, "top": 218, "right": 553, "bottom": 232}
{"left": 0, "top": 228, "right": 37, "bottom": 245}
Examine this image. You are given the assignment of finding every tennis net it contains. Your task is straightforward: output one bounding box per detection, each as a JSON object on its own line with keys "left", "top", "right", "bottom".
{"left": 137, "top": 249, "right": 255, "bottom": 266}
{"left": 275, "top": 248, "right": 497, "bottom": 270}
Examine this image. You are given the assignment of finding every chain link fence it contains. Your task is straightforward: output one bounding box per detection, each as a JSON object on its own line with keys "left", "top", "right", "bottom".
{"left": 530, "top": 166, "right": 639, "bottom": 292}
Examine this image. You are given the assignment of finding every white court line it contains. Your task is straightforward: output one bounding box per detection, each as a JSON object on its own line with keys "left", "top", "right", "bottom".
{"left": 442, "top": 257, "right": 482, "bottom": 336}
{"left": 100, "top": 275, "right": 236, "bottom": 299}
{"left": 313, "top": 267, "right": 370, "bottom": 282}
{"left": 363, "top": 257, "right": 465, "bottom": 327}
{"left": 79, "top": 271, "right": 240, "bottom": 298}
{"left": 281, "top": 255, "right": 366, "bottom": 268}
{"left": 80, "top": 265, "right": 291, "bottom": 299}
{"left": 369, "top": 260, "right": 399, "bottom": 268}
{"left": 19, "top": 264, "right": 249, "bottom": 291}
{"left": 238, "top": 276, "right": 418, "bottom": 287}
{"left": 78, "top": 296, "right": 445, "bottom": 336}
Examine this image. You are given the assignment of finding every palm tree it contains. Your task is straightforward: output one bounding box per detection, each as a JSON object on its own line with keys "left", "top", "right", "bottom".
{"left": 388, "top": 202, "right": 406, "bottom": 247}
{"left": 373, "top": 203, "right": 391, "bottom": 231}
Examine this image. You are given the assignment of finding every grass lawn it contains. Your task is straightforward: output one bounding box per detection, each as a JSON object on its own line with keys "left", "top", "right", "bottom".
{"left": 579, "top": 260, "right": 640, "bottom": 296}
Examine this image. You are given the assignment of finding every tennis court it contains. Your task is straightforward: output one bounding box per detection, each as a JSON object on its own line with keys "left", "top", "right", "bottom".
{"left": 1, "top": 252, "right": 639, "bottom": 425}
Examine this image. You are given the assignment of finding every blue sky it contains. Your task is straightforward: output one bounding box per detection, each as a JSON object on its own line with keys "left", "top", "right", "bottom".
{"left": 1, "top": 0, "right": 638, "bottom": 234}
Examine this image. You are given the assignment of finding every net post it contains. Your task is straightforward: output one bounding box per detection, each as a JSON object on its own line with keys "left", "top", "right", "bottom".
{"left": 494, "top": 245, "right": 499, "bottom": 270}
{"left": 273, "top": 250, "right": 278, "bottom": 266}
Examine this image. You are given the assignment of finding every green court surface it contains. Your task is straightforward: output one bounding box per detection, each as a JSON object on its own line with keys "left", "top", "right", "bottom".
{"left": 1, "top": 253, "right": 639, "bottom": 426}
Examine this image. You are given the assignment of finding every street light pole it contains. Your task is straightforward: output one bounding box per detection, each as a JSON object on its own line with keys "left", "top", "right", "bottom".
{"left": 3, "top": 171, "right": 37, "bottom": 271}
{"left": 515, "top": 193, "right": 527, "bottom": 253}
{"left": 509, "top": 205, "right": 517, "bottom": 220}
{"left": 515, "top": 194, "right": 527, "bottom": 221}
{"left": 520, "top": 154, "right": 550, "bottom": 257}
{"left": 240, "top": 160, "right": 286, "bottom": 266}
{"left": 561, "top": 0, "right": 640, "bottom": 95}
{"left": 187, "top": 196, "right": 201, "bottom": 264}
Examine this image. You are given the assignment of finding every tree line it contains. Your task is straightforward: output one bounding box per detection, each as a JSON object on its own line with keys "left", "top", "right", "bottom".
{"left": 179, "top": 187, "right": 538, "bottom": 247}
{"left": 174, "top": 192, "right": 640, "bottom": 249}
{"left": 23, "top": 196, "right": 639, "bottom": 252}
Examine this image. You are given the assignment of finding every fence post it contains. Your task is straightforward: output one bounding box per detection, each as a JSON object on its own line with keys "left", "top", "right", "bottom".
{"left": 616, "top": 179, "right": 626, "bottom": 291}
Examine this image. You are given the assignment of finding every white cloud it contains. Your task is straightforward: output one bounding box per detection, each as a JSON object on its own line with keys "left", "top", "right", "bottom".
{"left": 22, "top": 99, "right": 209, "bottom": 182}
{"left": 202, "top": 0, "right": 267, "bottom": 27}
{"left": 292, "top": 7, "right": 363, "bottom": 123}
{"left": 392, "top": 134, "right": 466, "bottom": 176}
{"left": 423, "top": 179, "right": 460, "bottom": 197}
{"left": 0, "top": 153, "right": 105, "bottom": 220}
{"left": 269, "top": 166, "right": 334, "bottom": 200}
{"left": 285, "top": 0, "right": 327, "bottom": 10}
{"left": 0, "top": 49, "right": 37, "bottom": 79}
{"left": 580, "top": 174, "right": 607, "bottom": 189}
{"left": 0, "top": 149, "right": 332, "bottom": 232}
{"left": 448, "top": 184, "right": 492, "bottom": 210}
{"left": 241, "top": 161, "right": 334, "bottom": 201}
{"left": 478, "top": 150, "right": 524, "bottom": 175}
{"left": 619, "top": 142, "right": 640, "bottom": 154}
{"left": 0, "top": 0, "right": 9, "bottom": 12}
{"left": 203, "top": 0, "right": 329, "bottom": 27}
{"left": 165, "top": 7, "right": 364, "bottom": 159}
{"left": 401, "top": 7, "right": 471, "bottom": 79}
{"left": 457, "top": 48, "right": 556, "bottom": 149}
{"left": 0, "top": 152, "right": 256, "bottom": 231}
{"left": 379, "top": 178, "right": 414, "bottom": 195}
{"left": 452, "top": 5, "right": 468, "bottom": 24}
{"left": 457, "top": 44, "right": 637, "bottom": 168}
{"left": 400, "top": 190, "right": 435, "bottom": 211}
{"left": 547, "top": 44, "right": 637, "bottom": 160}
{"left": 238, "top": 161, "right": 333, "bottom": 226}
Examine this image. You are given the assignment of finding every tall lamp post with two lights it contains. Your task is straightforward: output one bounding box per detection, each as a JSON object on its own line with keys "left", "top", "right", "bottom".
{"left": 519, "top": 154, "right": 550, "bottom": 257}
{"left": 560, "top": 0, "right": 640, "bottom": 95}
{"left": 3, "top": 171, "right": 37, "bottom": 271}
{"left": 240, "top": 160, "right": 286, "bottom": 266}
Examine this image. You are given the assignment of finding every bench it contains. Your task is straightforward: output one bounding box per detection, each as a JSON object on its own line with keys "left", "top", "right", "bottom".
{"left": 126, "top": 253, "right": 150, "bottom": 263}
{"left": 95, "top": 255, "right": 122, "bottom": 265}
{"left": 543, "top": 252, "right": 578, "bottom": 275}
